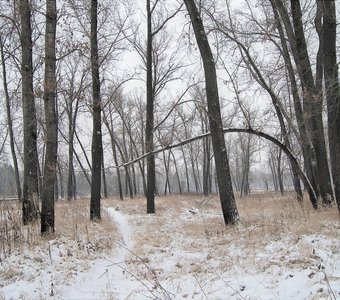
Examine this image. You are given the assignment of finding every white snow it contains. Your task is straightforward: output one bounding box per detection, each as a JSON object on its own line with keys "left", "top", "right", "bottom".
{"left": 1, "top": 196, "right": 340, "bottom": 300}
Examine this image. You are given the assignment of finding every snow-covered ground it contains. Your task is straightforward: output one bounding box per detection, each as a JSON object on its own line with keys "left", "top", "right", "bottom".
{"left": 1, "top": 195, "right": 340, "bottom": 299}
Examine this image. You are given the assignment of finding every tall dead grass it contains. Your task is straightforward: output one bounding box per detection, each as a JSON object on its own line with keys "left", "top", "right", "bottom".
{"left": 0, "top": 200, "right": 40, "bottom": 260}
{"left": 123, "top": 193, "right": 340, "bottom": 269}
{"left": 0, "top": 198, "right": 118, "bottom": 260}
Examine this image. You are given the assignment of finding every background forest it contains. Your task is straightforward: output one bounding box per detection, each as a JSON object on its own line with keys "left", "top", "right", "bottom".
{"left": 0, "top": 0, "right": 340, "bottom": 232}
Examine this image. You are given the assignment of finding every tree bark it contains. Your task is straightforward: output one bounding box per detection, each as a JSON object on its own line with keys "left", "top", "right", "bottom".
{"left": 184, "top": 0, "right": 240, "bottom": 224}
{"left": 289, "top": 0, "right": 333, "bottom": 205}
{"left": 90, "top": 0, "right": 102, "bottom": 220}
{"left": 20, "top": 0, "right": 39, "bottom": 224}
{"left": 145, "top": 0, "right": 155, "bottom": 213}
{"left": 41, "top": 0, "right": 57, "bottom": 234}
{"left": 323, "top": 0, "right": 340, "bottom": 212}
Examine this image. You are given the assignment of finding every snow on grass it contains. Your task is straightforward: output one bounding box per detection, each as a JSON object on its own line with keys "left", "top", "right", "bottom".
{"left": 1, "top": 193, "right": 340, "bottom": 300}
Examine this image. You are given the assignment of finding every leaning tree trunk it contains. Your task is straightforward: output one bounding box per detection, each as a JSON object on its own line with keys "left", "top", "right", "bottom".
{"left": 90, "top": 0, "right": 102, "bottom": 220}
{"left": 184, "top": 0, "right": 240, "bottom": 224}
{"left": 270, "top": 0, "right": 321, "bottom": 198}
{"left": 0, "top": 37, "right": 22, "bottom": 201}
{"left": 20, "top": 0, "right": 39, "bottom": 224}
{"left": 289, "top": 0, "right": 334, "bottom": 205}
{"left": 323, "top": 0, "right": 340, "bottom": 213}
{"left": 41, "top": 0, "right": 57, "bottom": 234}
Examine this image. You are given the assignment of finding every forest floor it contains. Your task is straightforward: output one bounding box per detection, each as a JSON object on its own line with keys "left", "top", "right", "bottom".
{"left": 0, "top": 193, "right": 340, "bottom": 299}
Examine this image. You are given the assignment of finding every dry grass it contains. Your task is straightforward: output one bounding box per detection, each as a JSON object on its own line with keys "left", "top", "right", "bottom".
{"left": 110, "top": 193, "right": 339, "bottom": 279}
{"left": 0, "top": 200, "right": 40, "bottom": 259}
{"left": 0, "top": 198, "right": 118, "bottom": 261}
{"left": 55, "top": 198, "right": 118, "bottom": 254}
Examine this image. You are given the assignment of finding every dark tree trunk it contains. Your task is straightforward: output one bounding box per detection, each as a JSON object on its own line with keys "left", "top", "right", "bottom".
{"left": 101, "top": 154, "right": 108, "bottom": 198}
{"left": 57, "top": 162, "right": 64, "bottom": 199}
{"left": 181, "top": 146, "right": 190, "bottom": 193}
{"left": 163, "top": 151, "right": 171, "bottom": 196}
{"left": 146, "top": 0, "right": 155, "bottom": 213}
{"left": 67, "top": 118, "right": 75, "bottom": 200}
{"left": 270, "top": 0, "right": 321, "bottom": 198}
{"left": 189, "top": 144, "right": 200, "bottom": 192}
{"left": 66, "top": 100, "right": 78, "bottom": 200}
{"left": 203, "top": 136, "right": 211, "bottom": 196}
{"left": 104, "top": 113, "right": 123, "bottom": 200}
{"left": 90, "top": 0, "right": 102, "bottom": 220}
{"left": 171, "top": 150, "right": 182, "bottom": 195}
{"left": 0, "top": 36, "right": 22, "bottom": 201}
{"left": 20, "top": 0, "right": 39, "bottom": 224}
{"left": 184, "top": 0, "right": 240, "bottom": 224}
{"left": 289, "top": 0, "right": 334, "bottom": 205}
{"left": 323, "top": 0, "right": 340, "bottom": 212}
{"left": 41, "top": 0, "right": 57, "bottom": 234}
{"left": 277, "top": 149, "right": 284, "bottom": 196}
{"left": 113, "top": 140, "right": 123, "bottom": 200}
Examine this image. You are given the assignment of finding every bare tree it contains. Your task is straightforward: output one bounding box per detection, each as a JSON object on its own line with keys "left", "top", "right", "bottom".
{"left": 275, "top": 0, "right": 334, "bottom": 205}
{"left": 322, "top": 0, "right": 340, "bottom": 212}
{"left": 41, "top": 0, "right": 57, "bottom": 234}
{"left": 90, "top": 0, "right": 102, "bottom": 220}
{"left": 20, "top": 0, "right": 39, "bottom": 224}
{"left": 184, "top": 0, "right": 240, "bottom": 224}
{"left": 0, "top": 35, "right": 22, "bottom": 201}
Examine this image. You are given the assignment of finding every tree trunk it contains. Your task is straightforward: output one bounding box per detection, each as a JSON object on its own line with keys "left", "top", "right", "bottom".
{"left": 181, "top": 146, "right": 190, "bottom": 193}
{"left": 67, "top": 116, "right": 75, "bottom": 200}
{"left": 190, "top": 144, "right": 200, "bottom": 192}
{"left": 163, "top": 151, "right": 171, "bottom": 196}
{"left": 171, "top": 150, "right": 182, "bottom": 195}
{"left": 20, "top": 0, "right": 39, "bottom": 224}
{"left": 101, "top": 154, "right": 108, "bottom": 198}
{"left": 289, "top": 0, "right": 334, "bottom": 205}
{"left": 90, "top": 0, "right": 102, "bottom": 220}
{"left": 104, "top": 113, "right": 123, "bottom": 200}
{"left": 41, "top": 0, "right": 57, "bottom": 234}
{"left": 270, "top": 0, "right": 321, "bottom": 198}
{"left": 0, "top": 36, "right": 22, "bottom": 201}
{"left": 184, "top": 0, "right": 240, "bottom": 224}
{"left": 323, "top": 0, "right": 340, "bottom": 212}
{"left": 146, "top": 0, "right": 155, "bottom": 213}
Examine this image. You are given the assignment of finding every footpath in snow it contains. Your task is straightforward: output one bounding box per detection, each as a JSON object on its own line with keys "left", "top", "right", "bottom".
{"left": 58, "top": 207, "right": 136, "bottom": 299}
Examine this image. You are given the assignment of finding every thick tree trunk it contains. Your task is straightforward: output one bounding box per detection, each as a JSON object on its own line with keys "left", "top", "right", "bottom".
{"left": 184, "top": 0, "right": 240, "bottom": 224}
{"left": 90, "top": 0, "right": 102, "bottom": 220}
{"left": 20, "top": 0, "right": 39, "bottom": 224}
{"left": 289, "top": 0, "right": 334, "bottom": 205}
{"left": 145, "top": 0, "right": 155, "bottom": 213}
{"left": 41, "top": 0, "right": 57, "bottom": 234}
{"left": 0, "top": 37, "right": 22, "bottom": 201}
{"left": 323, "top": 0, "right": 340, "bottom": 212}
